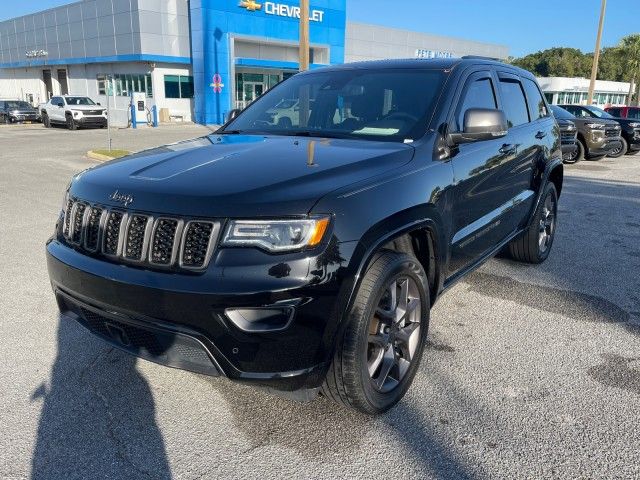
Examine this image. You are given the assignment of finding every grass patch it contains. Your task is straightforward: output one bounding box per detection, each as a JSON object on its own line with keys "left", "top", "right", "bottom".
{"left": 91, "top": 149, "right": 131, "bottom": 159}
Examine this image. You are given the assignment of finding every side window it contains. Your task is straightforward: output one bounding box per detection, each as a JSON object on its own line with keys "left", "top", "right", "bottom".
{"left": 51, "top": 97, "right": 62, "bottom": 106}
{"left": 498, "top": 79, "right": 530, "bottom": 128}
{"left": 607, "top": 107, "right": 621, "bottom": 117}
{"left": 456, "top": 77, "right": 497, "bottom": 131}
{"left": 628, "top": 109, "right": 640, "bottom": 120}
{"left": 522, "top": 78, "right": 548, "bottom": 121}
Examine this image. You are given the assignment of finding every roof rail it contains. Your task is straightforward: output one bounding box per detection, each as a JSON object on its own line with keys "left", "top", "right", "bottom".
{"left": 461, "top": 55, "right": 502, "bottom": 61}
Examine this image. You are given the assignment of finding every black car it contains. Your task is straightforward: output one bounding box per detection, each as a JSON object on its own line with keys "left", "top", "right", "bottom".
{"left": 549, "top": 105, "right": 579, "bottom": 163}
{"left": 561, "top": 104, "right": 640, "bottom": 158}
{"left": 47, "top": 58, "right": 563, "bottom": 414}
{"left": 0, "top": 100, "right": 38, "bottom": 123}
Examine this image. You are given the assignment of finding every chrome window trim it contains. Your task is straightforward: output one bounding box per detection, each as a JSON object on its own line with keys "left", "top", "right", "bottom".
{"left": 178, "top": 221, "right": 220, "bottom": 271}
{"left": 148, "top": 217, "right": 184, "bottom": 267}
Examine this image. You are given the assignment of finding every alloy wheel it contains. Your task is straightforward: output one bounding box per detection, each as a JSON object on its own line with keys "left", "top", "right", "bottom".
{"left": 367, "top": 276, "right": 421, "bottom": 393}
{"left": 538, "top": 194, "right": 556, "bottom": 254}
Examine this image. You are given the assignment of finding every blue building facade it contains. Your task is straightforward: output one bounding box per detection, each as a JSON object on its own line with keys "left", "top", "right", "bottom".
{"left": 190, "top": 0, "right": 346, "bottom": 124}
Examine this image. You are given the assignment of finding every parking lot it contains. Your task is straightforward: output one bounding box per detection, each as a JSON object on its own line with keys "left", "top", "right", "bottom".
{"left": 0, "top": 123, "right": 639, "bottom": 479}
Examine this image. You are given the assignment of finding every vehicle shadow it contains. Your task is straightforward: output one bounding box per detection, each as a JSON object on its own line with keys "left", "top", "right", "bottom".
{"left": 199, "top": 368, "right": 483, "bottom": 479}
{"left": 30, "top": 315, "right": 171, "bottom": 479}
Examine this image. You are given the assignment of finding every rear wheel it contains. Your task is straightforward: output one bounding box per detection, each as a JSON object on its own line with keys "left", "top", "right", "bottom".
{"left": 608, "top": 137, "right": 628, "bottom": 158}
{"left": 322, "top": 250, "right": 429, "bottom": 414}
{"left": 507, "top": 182, "right": 558, "bottom": 264}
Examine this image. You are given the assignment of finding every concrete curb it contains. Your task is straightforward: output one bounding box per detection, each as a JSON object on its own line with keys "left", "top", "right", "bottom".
{"left": 86, "top": 150, "right": 130, "bottom": 161}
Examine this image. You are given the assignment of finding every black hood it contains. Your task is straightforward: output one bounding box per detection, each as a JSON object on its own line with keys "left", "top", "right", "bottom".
{"left": 70, "top": 134, "right": 415, "bottom": 217}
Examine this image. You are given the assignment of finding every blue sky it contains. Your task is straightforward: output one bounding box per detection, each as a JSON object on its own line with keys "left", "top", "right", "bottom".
{"left": 2, "top": 0, "right": 640, "bottom": 57}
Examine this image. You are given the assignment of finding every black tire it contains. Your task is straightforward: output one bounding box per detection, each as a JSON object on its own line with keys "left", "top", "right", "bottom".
{"left": 563, "top": 142, "right": 582, "bottom": 164}
{"left": 574, "top": 140, "right": 586, "bottom": 162}
{"left": 4, "top": 115, "right": 10, "bottom": 125}
{"left": 507, "top": 182, "right": 558, "bottom": 264}
{"left": 66, "top": 115, "right": 77, "bottom": 131}
{"left": 42, "top": 114, "right": 50, "bottom": 128}
{"left": 608, "top": 137, "right": 628, "bottom": 158}
{"left": 322, "top": 250, "right": 430, "bottom": 415}
{"left": 625, "top": 149, "right": 639, "bottom": 156}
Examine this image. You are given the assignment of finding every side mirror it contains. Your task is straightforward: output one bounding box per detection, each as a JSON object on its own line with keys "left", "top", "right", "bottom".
{"left": 57, "top": 102, "right": 64, "bottom": 107}
{"left": 96, "top": 102, "right": 101, "bottom": 106}
{"left": 227, "top": 108, "right": 242, "bottom": 121}
{"left": 449, "top": 108, "right": 508, "bottom": 144}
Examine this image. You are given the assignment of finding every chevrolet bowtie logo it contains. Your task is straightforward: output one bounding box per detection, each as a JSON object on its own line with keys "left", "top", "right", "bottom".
{"left": 239, "top": 0, "right": 262, "bottom": 11}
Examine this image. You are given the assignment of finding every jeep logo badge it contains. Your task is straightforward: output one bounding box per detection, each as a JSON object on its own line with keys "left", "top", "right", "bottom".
{"left": 109, "top": 190, "right": 134, "bottom": 207}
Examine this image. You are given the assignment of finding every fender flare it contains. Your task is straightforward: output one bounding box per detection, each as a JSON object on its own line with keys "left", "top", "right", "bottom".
{"left": 527, "top": 157, "right": 563, "bottom": 228}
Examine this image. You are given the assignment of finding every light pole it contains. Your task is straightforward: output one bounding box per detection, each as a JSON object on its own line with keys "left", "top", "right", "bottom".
{"left": 298, "top": 0, "right": 310, "bottom": 126}
{"left": 587, "top": 0, "right": 607, "bottom": 105}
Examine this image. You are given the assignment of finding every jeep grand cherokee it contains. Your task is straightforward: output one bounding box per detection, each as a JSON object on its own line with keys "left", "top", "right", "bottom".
{"left": 47, "top": 58, "right": 563, "bottom": 414}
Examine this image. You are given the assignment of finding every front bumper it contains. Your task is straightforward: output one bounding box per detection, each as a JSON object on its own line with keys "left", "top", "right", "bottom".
{"left": 587, "top": 138, "right": 622, "bottom": 157}
{"left": 76, "top": 116, "right": 107, "bottom": 127}
{"left": 10, "top": 113, "right": 38, "bottom": 122}
{"left": 626, "top": 131, "right": 640, "bottom": 152}
{"left": 47, "top": 238, "right": 351, "bottom": 390}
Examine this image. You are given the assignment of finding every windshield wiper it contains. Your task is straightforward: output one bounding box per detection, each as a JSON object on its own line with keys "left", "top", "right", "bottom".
{"left": 218, "top": 129, "right": 244, "bottom": 134}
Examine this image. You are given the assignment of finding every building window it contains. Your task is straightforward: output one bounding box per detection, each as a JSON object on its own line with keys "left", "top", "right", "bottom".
{"left": 164, "top": 75, "right": 194, "bottom": 99}
{"left": 97, "top": 74, "right": 153, "bottom": 97}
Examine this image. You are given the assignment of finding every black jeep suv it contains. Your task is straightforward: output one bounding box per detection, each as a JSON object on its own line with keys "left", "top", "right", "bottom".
{"left": 47, "top": 58, "right": 563, "bottom": 414}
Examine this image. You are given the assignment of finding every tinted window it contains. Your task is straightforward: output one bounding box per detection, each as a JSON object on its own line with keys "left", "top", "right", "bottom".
{"left": 570, "top": 107, "right": 593, "bottom": 118}
{"left": 65, "top": 96, "right": 95, "bottom": 106}
{"left": 456, "top": 77, "right": 497, "bottom": 130}
{"left": 522, "top": 78, "right": 548, "bottom": 121}
{"left": 628, "top": 108, "right": 640, "bottom": 120}
{"left": 607, "top": 107, "right": 622, "bottom": 117}
{"left": 550, "top": 105, "right": 575, "bottom": 120}
{"left": 225, "top": 69, "right": 446, "bottom": 142}
{"left": 498, "top": 79, "right": 530, "bottom": 127}
{"left": 51, "top": 97, "right": 62, "bottom": 105}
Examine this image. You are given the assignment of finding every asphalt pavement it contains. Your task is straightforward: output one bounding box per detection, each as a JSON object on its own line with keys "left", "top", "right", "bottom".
{"left": 0, "top": 123, "right": 639, "bottom": 479}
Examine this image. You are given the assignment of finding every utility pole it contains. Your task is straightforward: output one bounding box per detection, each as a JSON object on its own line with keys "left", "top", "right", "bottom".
{"left": 587, "top": 0, "right": 607, "bottom": 105}
{"left": 299, "top": 0, "right": 310, "bottom": 126}
{"left": 299, "top": 0, "right": 310, "bottom": 72}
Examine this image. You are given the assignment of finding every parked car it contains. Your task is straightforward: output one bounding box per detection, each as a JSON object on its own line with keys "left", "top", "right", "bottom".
{"left": 558, "top": 104, "right": 623, "bottom": 160}
{"left": 564, "top": 105, "right": 640, "bottom": 157}
{"left": 41, "top": 95, "right": 107, "bottom": 130}
{"left": 549, "top": 105, "right": 579, "bottom": 163}
{"left": 47, "top": 58, "right": 563, "bottom": 414}
{"left": 605, "top": 105, "right": 640, "bottom": 120}
{"left": 0, "top": 99, "right": 39, "bottom": 124}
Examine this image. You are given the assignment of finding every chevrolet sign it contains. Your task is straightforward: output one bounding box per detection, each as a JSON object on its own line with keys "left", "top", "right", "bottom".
{"left": 240, "top": 1, "right": 325, "bottom": 22}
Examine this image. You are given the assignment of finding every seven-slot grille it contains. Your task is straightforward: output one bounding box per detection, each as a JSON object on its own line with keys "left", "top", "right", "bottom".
{"left": 62, "top": 199, "right": 219, "bottom": 271}
{"left": 560, "top": 130, "right": 577, "bottom": 144}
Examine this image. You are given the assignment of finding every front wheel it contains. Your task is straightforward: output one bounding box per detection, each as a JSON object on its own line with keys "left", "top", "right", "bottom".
{"left": 608, "top": 138, "right": 628, "bottom": 158}
{"left": 322, "top": 250, "right": 430, "bottom": 414}
{"left": 563, "top": 141, "right": 583, "bottom": 164}
{"left": 66, "top": 115, "right": 77, "bottom": 131}
{"left": 42, "top": 114, "right": 51, "bottom": 128}
{"left": 507, "top": 182, "right": 558, "bottom": 264}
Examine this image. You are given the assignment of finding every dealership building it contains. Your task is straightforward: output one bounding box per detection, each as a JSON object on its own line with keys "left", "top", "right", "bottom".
{"left": 0, "top": 0, "right": 509, "bottom": 126}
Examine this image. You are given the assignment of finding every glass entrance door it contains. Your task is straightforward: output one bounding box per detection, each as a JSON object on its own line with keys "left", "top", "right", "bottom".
{"left": 243, "top": 81, "right": 264, "bottom": 107}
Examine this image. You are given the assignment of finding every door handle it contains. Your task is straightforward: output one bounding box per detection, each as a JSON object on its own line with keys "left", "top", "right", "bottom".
{"left": 535, "top": 131, "right": 547, "bottom": 139}
{"left": 499, "top": 144, "right": 517, "bottom": 155}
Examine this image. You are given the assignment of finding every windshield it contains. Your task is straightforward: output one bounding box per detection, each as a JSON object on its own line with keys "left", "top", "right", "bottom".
{"left": 5, "top": 101, "right": 32, "bottom": 110}
{"left": 222, "top": 68, "right": 447, "bottom": 142}
{"left": 585, "top": 106, "right": 614, "bottom": 119}
{"left": 65, "top": 97, "right": 96, "bottom": 106}
{"left": 550, "top": 105, "right": 575, "bottom": 120}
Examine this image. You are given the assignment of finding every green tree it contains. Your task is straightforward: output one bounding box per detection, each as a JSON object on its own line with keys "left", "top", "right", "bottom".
{"left": 618, "top": 34, "right": 640, "bottom": 105}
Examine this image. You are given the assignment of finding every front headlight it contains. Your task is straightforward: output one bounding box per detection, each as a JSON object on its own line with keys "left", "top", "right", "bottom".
{"left": 221, "top": 216, "right": 330, "bottom": 252}
{"left": 586, "top": 123, "right": 605, "bottom": 129}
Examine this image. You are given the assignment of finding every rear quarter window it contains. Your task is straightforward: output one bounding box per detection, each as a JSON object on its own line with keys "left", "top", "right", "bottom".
{"left": 522, "top": 78, "right": 548, "bottom": 121}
